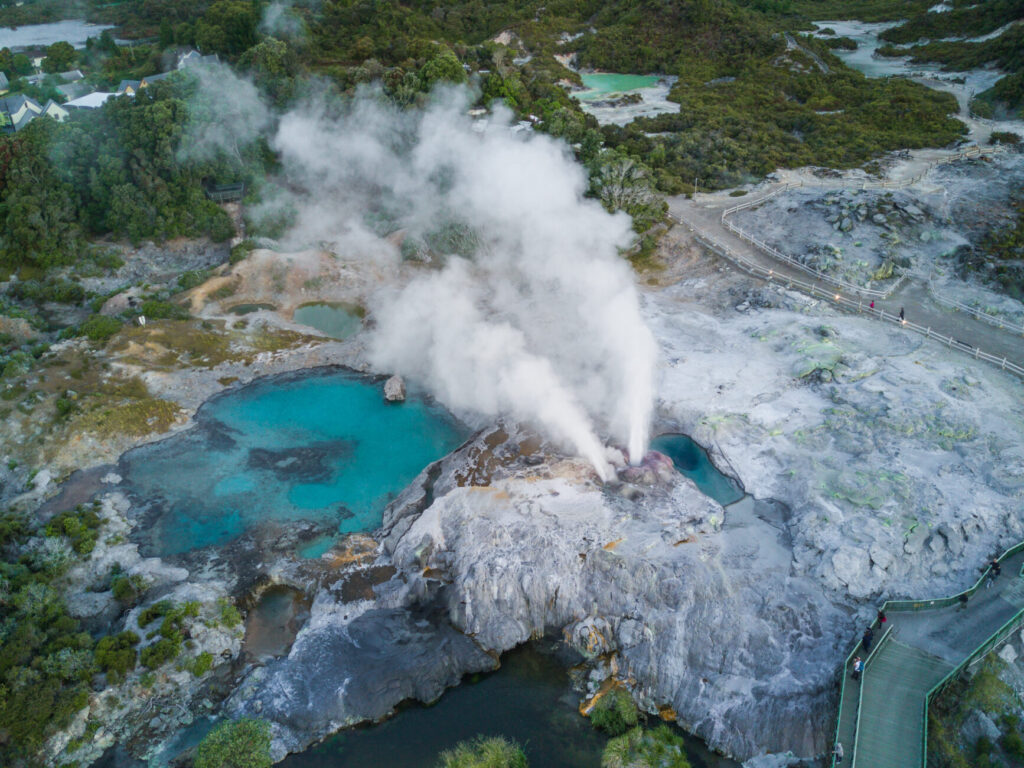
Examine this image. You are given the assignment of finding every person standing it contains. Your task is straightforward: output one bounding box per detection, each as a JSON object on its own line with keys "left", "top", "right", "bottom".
{"left": 833, "top": 741, "right": 844, "bottom": 763}
{"left": 987, "top": 559, "right": 1002, "bottom": 588}
{"left": 862, "top": 627, "right": 874, "bottom": 653}
{"left": 869, "top": 300, "right": 875, "bottom": 310}
{"left": 877, "top": 609, "right": 887, "bottom": 626}
{"left": 852, "top": 656, "right": 864, "bottom": 681}
{"left": 899, "top": 307, "right": 905, "bottom": 321}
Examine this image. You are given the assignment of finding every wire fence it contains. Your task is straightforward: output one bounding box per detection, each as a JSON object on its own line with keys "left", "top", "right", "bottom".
{"left": 681, "top": 222, "right": 1024, "bottom": 380}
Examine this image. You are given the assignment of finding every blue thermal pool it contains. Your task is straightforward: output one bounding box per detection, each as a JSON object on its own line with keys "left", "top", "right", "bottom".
{"left": 119, "top": 369, "right": 467, "bottom": 556}
{"left": 651, "top": 433, "right": 745, "bottom": 506}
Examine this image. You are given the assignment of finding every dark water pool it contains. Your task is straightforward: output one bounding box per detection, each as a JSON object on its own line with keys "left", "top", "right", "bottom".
{"left": 281, "top": 644, "right": 738, "bottom": 768}
{"left": 651, "top": 434, "right": 744, "bottom": 506}
{"left": 119, "top": 369, "right": 467, "bottom": 556}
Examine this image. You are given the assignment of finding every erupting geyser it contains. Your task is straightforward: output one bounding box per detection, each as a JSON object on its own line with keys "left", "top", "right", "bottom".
{"left": 262, "top": 87, "right": 657, "bottom": 476}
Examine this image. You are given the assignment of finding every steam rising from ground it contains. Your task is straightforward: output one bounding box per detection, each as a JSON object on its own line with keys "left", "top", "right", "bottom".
{"left": 269, "top": 89, "right": 657, "bottom": 477}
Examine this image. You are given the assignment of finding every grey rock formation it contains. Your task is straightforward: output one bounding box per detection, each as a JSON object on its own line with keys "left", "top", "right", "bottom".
{"left": 383, "top": 374, "right": 406, "bottom": 402}
{"left": 231, "top": 606, "right": 495, "bottom": 757}
{"left": 385, "top": 476, "right": 847, "bottom": 759}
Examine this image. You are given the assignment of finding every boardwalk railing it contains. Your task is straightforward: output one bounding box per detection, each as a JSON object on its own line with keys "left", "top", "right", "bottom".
{"left": 826, "top": 538, "right": 1024, "bottom": 768}
{"left": 683, "top": 223, "right": 1024, "bottom": 381}
{"left": 922, "top": 606, "right": 1024, "bottom": 766}
{"left": 881, "top": 540, "right": 1024, "bottom": 613}
{"left": 927, "top": 280, "right": 1024, "bottom": 337}
{"left": 850, "top": 624, "right": 894, "bottom": 767}
{"left": 720, "top": 186, "right": 908, "bottom": 300}
{"left": 716, "top": 145, "right": 1009, "bottom": 300}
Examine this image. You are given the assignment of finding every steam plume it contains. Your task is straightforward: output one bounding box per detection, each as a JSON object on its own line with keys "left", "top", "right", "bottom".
{"left": 266, "top": 88, "right": 657, "bottom": 475}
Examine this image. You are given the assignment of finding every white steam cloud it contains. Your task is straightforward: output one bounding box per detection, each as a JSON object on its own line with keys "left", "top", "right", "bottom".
{"left": 266, "top": 89, "right": 657, "bottom": 477}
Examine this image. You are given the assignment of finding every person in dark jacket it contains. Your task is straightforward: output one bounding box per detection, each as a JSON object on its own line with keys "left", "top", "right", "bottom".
{"left": 862, "top": 627, "right": 874, "bottom": 653}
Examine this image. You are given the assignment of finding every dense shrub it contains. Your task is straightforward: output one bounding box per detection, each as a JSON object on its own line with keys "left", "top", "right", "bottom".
{"left": 79, "top": 315, "right": 122, "bottom": 343}
{"left": 194, "top": 718, "right": 273, "bottom": 768}
{"left": 602, "top": 725, "right": 692, "bottom": 768}
{"left": 140, "top": 636, "right": 181, "bottom": 669}
{"left": 590, "top": 688, "right": 640, "bottom": 736}
{"left": 95, "top": 631, "right": 140, "bottom": 683}
{"left": 1003, "top": 730, "right": 1024, "bottom": 760}
{"left": 436, "top": 735, "right": 528, "bottom": 768}
{"left": 111, "top": 573, "right": 149, "bottom": 605}
{"left": 139, "top": 299, "right": 189, "bottom": 320}
{"left": 44, "top": 503, "right": 103, "bottom": 556}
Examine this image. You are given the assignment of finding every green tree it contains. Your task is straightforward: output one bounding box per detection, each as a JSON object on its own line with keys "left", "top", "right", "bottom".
{"left": 588, "top": 150, "right": 666, "bottom": 234}
{"left": 159, "top": 18, "right": 175, "bottom": 49}
{"left": 195, "top": 719, "right": 273, "bottom": 768}
{"left": 418, "top": 45, "right": 468, "bottom": 89}
{"left": 11, "top": 53, "right": 32, "bottom": 76}
{"left": 436, "top": 736, "right": 528, "bottom": 768}
{"left": 42, "top": 41, "right": 76, "bottom": 74}
{"left": 238, "top": 37, "right": 297, "bottom": 104}
{"left": 196, "top": 1, "right": 259, "bottom": 57}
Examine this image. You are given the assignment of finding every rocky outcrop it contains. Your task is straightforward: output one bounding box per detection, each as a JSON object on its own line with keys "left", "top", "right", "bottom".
{"left": 230, "top": 605, "right": 495, "bottom": 758}
{"left": 383, "top": 374, "right": 406, "bottom": 402}
{"left": 383, "top": 473, "right": 846, "bottom": 759}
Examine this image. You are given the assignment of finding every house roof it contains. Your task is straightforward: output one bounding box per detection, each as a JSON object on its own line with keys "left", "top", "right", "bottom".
{"left": 2, "top": 94, "right": 37, "bottom": 114}
{"left": 0, "top": 72, "right": 8, "bottom": 90}
{"left": 177, "top": 50, "right": 219, "bottom": 70}
{"left": 65, "top": 91, "right": 115, "bottom": 109}
{"left": 176, "top": 50, "right": 202, "bottom": 69}
{"left": 116, "top": 79, "right": 141, "bottom": 94}
{"left": 57, "top": 81, "right": 90, "bottom": 100}
{"left": 0, "top": 94, "right": 43, "bottom": 131}
{"left": 43, "top": 99, "right": 67, "bottom": 114}
{"left": 141, "top": 71, "right": 175, "bottom": 85}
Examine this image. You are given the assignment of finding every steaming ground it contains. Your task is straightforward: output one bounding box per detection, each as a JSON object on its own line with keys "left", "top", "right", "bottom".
{"left": 253, "top": 88, "right": 657, "bottom": 476}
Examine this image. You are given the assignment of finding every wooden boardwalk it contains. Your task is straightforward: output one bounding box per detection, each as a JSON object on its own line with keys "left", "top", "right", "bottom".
{"left": 831, "top": 548, "right": 1024, "bottom": 768}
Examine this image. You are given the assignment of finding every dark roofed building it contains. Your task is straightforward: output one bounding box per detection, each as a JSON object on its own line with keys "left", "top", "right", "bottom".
{"left": 116, "top": 79, "right": 142, "bottom": 96}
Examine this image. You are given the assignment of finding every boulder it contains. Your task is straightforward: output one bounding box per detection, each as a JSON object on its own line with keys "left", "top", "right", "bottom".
{"left": 383, "top": 375, "right": 406, "bottom": 402}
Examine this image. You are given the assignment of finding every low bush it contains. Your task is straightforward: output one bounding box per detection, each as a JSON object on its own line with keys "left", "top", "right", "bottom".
{"left": 194, "top": 718, "right": 273, "bottom": 768}
{"left": 95, "top": 631, "right": 139, "bottom": 683}
{"left": 436, "top": 735, "right": 528, "bottom": 768}
{"left": 44, "top": 503, "right": 103, "bottom": 556}
{"left": 602, "top": 725, "right": 691, "bottom": 768}
{"left": 111, "top": 573, "right": 149, "bottom": 605}
{"left": 190, "top": 650, "right": 214, "bottom": 676}
{"left": 1002, "top": 730, "right": 1024, "bottom": 760}
{"left": 139, "top": 300, "right": 189, "bottom": 320}
{"left": 590, "top": 688, "right": 640, "bottom": 736}
{"left": 79, "top": 315, "right": 122, "bottom": 343}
